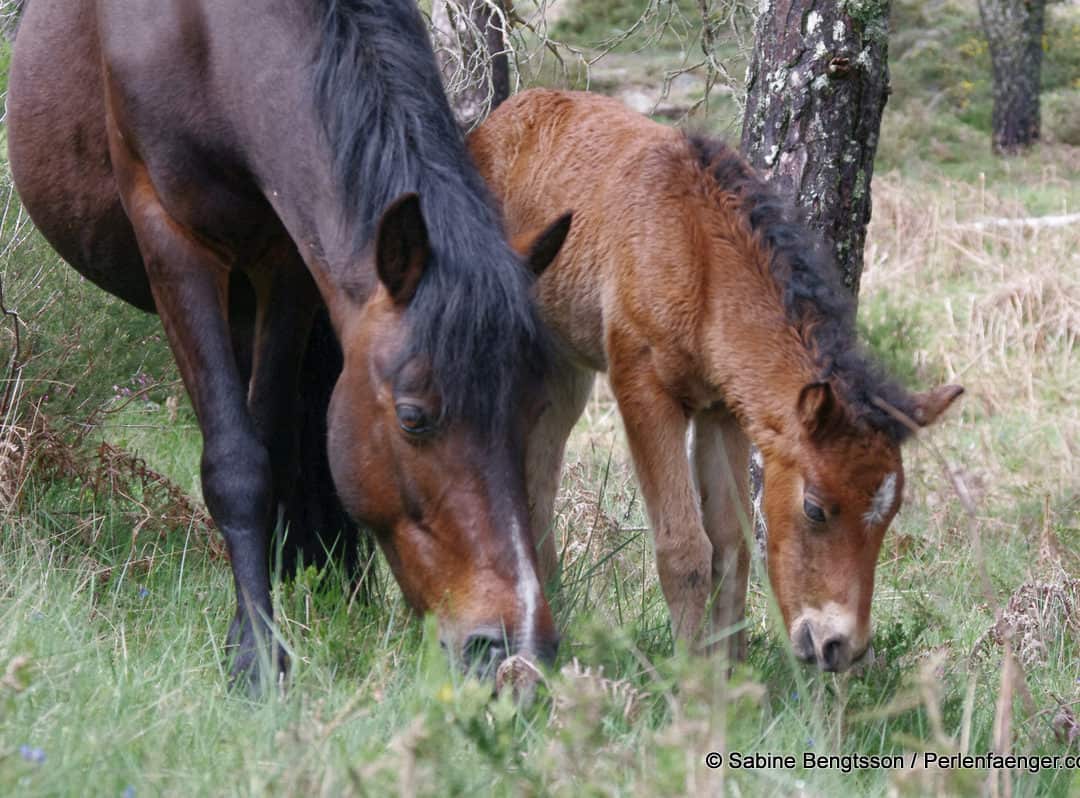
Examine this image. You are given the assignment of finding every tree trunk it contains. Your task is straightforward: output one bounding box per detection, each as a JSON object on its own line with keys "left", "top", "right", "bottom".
{"left": 431, "top": 0, "right": 510, "bottom": 131}
{"left": 978, "top": 0, "right": 1046, "bottom": 155}
{"left": 740, "top": 1, "right": 891, "bottom": 549}
{"left": 740, "top": 0, "right": 891, "bottom": 295}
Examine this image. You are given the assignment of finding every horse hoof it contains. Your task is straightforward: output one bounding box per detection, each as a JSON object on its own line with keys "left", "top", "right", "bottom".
{"left": 228, "top": 645, "right": 290, "bottom": 697}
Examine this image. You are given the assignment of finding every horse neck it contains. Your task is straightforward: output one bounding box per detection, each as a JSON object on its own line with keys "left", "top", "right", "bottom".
{"left": 247, "top": 1, "right": 506, "bottom": 299}
{"left": 697, "top": 223, "right": 821, "bottom": 450}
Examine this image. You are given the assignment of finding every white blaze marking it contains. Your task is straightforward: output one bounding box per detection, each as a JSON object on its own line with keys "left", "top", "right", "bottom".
{"left": 510, "top": 517, "right": 541, "bottom": 655}
{"left": 863, "top": 472, "right": 897, "bottom": 527}
{"left": 793, "top": 601, "right": 862, "bottom": 659}
{"left": 795, "top": 601, "right": 858, "bottom": 638}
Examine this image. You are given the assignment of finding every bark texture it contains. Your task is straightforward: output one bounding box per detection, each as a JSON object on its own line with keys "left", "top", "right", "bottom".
{"left": 741, "top": 0, "right": 891, "bottom": 295}
{"left": 431, "top": 0, "right": 510, "bottom": 131}
{"left": 978, "top": 0, "right": 1046, "bottom": 155}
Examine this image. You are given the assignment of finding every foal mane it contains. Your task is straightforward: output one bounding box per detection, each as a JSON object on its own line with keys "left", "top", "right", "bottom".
{"left": 688, "top": 136, "right": 917, "bottom": 442}
{"left": 311, "top": 0, "right": 546, "bottom": 433}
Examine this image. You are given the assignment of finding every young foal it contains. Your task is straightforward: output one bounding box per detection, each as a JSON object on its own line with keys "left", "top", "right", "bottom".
{"left": 470, "top": 89, "right": 963, "bottom": 671}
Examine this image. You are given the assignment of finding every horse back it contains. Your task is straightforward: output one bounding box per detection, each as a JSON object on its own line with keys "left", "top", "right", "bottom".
{"left": 470, "top": 89, "right": 719, "bottom": 372}
{"left": 7, "top": 0, "right": 155, "bottom": 310}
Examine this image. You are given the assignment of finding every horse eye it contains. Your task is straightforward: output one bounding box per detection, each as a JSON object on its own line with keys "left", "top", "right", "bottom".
{"left": 803, "top": 497, "right": 827, "bottom": 524}
{"left": 395, "top": 402, "right": 432, "bottom": 435}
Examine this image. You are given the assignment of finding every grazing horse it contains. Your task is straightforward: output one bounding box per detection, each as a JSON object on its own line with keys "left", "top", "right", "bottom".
{"left": 7, "top": 1, "right": 570, "bottom": 687}
{"left": 469, "top": 89, "right": 963, "bottom": 672}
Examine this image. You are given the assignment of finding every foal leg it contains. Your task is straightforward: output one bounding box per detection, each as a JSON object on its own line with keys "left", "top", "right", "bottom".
{"left": 112, "top": 174, "right": 281, "bottom": 691}
{"left": 608, "top": 355, "right": 712, "bottom": 647}
{"left": 525, "top": 359, "right": 595, "bottom": 589}
{"left": 692, "top": 410, "right": 752, "bottom": 663}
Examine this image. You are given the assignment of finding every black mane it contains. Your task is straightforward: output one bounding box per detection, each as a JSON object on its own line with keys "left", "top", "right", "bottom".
{"left": 311, "top": 0, "right": 545, "bottom": 433}
{"left": 687, "top": 135, "right": 918, "bottom": 442}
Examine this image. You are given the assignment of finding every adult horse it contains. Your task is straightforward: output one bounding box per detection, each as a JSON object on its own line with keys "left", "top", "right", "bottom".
{"left": 470, "top": 89, "right": 963, "bottom": 671}
{"left": 7, "top": 1, "right": 570, "bottom": 688}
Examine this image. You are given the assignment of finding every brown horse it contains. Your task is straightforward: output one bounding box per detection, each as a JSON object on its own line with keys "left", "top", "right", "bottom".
{"left": 469, "top": 89, "right": 963, "bottom": 672}
{"left": 7, "top": 1, "right": 570, "bottom": 688}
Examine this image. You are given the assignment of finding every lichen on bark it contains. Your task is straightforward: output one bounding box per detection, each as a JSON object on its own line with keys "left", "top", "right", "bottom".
{"left": 740, "top": 0, "right": 891, "bottom": 295}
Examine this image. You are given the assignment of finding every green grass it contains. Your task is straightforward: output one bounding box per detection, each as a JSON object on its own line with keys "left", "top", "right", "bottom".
{"left": 549, "top": 0, "right": 704, "bottom": 49}
{"left": 2, "top": 0, "right": 1079, "bottom": 794}
{"left": 2, "top": 459, "right": 1076, "bottom": 795}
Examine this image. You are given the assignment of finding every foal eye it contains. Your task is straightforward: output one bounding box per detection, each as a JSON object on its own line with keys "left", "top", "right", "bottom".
{"left": 395, "top": 402, "right": 433, "bottom": 436}
{"left": 803, "top": 498, "right": 827, "bottom": 524}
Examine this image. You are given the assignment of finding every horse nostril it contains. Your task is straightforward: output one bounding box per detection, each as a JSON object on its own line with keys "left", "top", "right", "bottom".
{"left": 463, "top": 632, "right": 506, "bottom": 672}
{"left": 821, "top": 636, "right": 849, "bottom": 672}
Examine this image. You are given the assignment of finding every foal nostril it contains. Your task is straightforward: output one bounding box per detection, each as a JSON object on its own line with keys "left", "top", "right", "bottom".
{"left": 821, "top": 636, "right": 850, "bottom": 672}
{"left": 462, "top": 632, "right": 506, "bottom": 671}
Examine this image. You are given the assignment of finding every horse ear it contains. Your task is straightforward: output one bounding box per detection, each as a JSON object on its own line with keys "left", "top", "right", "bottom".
{"left": 797, "top": 381, "right": 843, "bottom": 439}
{"left": 376, "top": 192, "right": 430, "bottom": 305}
{"left": 912, "top": 384, "right": 964, "bottom": 427}
{"left": 512, "top": 212, "right": 573, "bottom": 277}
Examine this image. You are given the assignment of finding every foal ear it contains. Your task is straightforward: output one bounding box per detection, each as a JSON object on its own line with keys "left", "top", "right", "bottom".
{"left": 512, "top": 212, "right": 573, "bottom": 277}
{"left": 912, "top": 384, "right": 964, "bottom": 427}
{"left": 797, "top": 381, "right": 844, "bottom": 439}
{"left": 376, "top": 192, "right": 430, "bottom": 305}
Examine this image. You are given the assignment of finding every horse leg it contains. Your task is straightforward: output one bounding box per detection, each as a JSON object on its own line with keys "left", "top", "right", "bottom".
{"left": 608, "top": 354, "right": 712, "bottom": 647}
{"left": 286, "top": 311, "right": 364, "bottom": 580}
{"left": 245, "top": 249, "right": 320, "bottom": 573}
{"left": 228, "top": 271, "right": 257, "bottom": 391}
{"left": 692, "top": 409, "right": 752, "bottom": 663}
{"left": 111, "top": 175, "right": 282, "bottom": 691}
{"left": 525, "top": 358, "right": 595, "bottom": 590}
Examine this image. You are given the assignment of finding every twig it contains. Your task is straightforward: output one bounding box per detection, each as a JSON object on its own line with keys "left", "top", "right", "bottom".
{"left": 950, "top": 213, "right": 1080, "bottom": 232}
{"left": 0, "top": 272, "right": 25, "bottom": 416}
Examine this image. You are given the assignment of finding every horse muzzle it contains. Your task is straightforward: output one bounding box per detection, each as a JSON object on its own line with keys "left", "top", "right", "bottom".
{"left": 790, "top": 607, "right": 870, "bottom": 673}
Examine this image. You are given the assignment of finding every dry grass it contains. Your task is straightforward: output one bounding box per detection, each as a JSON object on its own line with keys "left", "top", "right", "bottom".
{"left": 864, "top": 170, "right": 1080, "bottom": 509}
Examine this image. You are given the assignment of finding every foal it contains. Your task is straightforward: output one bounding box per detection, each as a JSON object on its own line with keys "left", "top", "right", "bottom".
{"left": 470, "top": 89, "right": 962, "bottom": 671}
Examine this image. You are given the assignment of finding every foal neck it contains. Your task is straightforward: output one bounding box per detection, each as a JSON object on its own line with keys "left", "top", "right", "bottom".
{"left": 685, "top": 136, "right": 875, "bottom": 453}
{"left": 691, "top": 225, "right": 822, "bottom": 451}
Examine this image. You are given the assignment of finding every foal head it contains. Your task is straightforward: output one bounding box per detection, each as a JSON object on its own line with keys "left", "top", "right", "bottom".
{"left": 322, "top": 194, "right": 571, "bottom": 676}
{"left": 760, "top": 381, "right": 963, "bottom": 671}
{"left": 684, "top": 134, "right": 964, "bottom": 671}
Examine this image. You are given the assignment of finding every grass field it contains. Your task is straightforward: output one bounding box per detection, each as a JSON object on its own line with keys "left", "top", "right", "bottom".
{"left": 1, "top": 1, "right": 1078, "bottom": 796}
